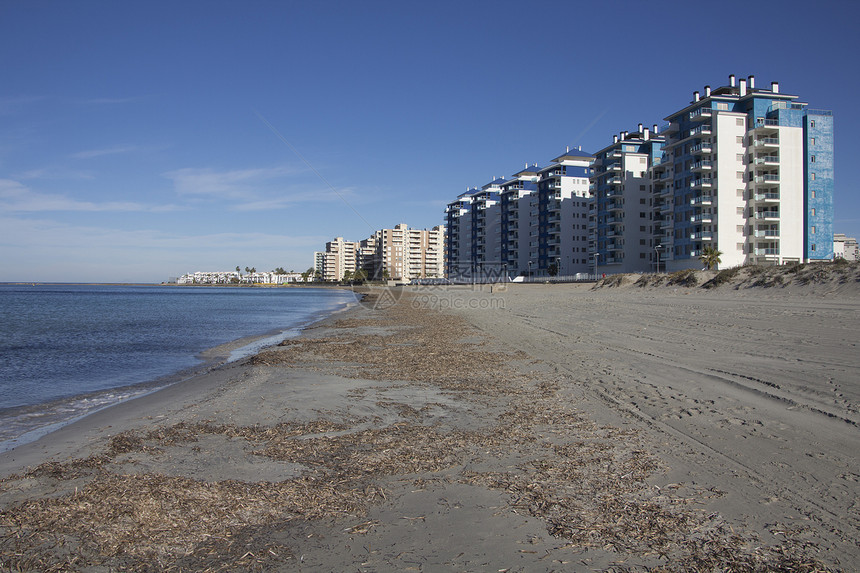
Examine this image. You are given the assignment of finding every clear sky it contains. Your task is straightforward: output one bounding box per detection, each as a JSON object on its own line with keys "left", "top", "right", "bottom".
{"left": 1, "top": 0, "right": 858, "bottom": 283}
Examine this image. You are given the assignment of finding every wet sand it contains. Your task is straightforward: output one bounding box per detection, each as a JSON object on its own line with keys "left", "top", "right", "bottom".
{"left": 1, "top": 279, "right": 858, "bottom": 571}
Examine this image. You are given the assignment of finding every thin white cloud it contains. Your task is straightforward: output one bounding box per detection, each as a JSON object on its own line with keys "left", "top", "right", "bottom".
{"left": 164, "top": 166, "right": 302, "bottom": 200}
{"left": 0, "top": 178, "right": 180, "bottom": 213}
{"left": 70, "top": 145, "right": 139, "bottom": 159}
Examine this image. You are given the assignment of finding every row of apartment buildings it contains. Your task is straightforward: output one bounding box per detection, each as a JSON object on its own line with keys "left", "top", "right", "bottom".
{"left": 446, "top": 75, "right": 834, "bottom": 278}
{"left": 314, "top": 224, "right": 445, "bottom": 282}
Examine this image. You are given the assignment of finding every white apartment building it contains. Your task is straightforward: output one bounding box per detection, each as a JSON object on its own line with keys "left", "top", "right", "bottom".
{"left": 658, "top": 75, "right": 833, "bottom": 270}
{"left": 373, "top": 223, "right": 446, "bottom": 280}
{"left": 592, "top": 125, "right": 666, "bottom": 273}
{"left": 319, "top": 237, "right": 359, "bottom": 282}
{"left": 834, "top": 234, "right": 858, "bottom": 261}
{"left": 535, "top": 147, "right": 592, "bottom": 276}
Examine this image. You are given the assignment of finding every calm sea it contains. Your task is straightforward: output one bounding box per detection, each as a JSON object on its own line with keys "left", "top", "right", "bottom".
{"left": 0, "top": 284, "right": 355, "bottom": 452}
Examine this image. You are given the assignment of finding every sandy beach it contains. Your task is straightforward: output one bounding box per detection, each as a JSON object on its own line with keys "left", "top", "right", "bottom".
{"left": 1, "top": 266, "right": 859, "bottom": 571}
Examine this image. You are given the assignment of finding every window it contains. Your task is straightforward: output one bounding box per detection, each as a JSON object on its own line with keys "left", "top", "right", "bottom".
{"left": 810, "top": 120, "right": 816, "bottom": 128}
{"left": 737, "top": 153, "right": 745, "bottom": 162}
{"left": 737, "top": 171, "right": 745, "bottom": 180}
{"left": 640, "top": 253, "right": 646, "bottom": 259}
{"left": 640, "top": 225, "right": 646, "bottom": 232}
{"left": 811, "top": 208, "right": 816, "bottom": 216}
{"left": 640, "top": 239, "right": 646, "bottom": 245}
{"left": 811, "top": 226, "right": 816, "bottom": 234}
{"left": 811, "top": 173, "right": 816, "bottom": 180}
{"left": 737, "top": 189, "right": 744, "bottom": 197}
{"left": 811, "top": 155, "right": 816, "bottom": 163}
{"left": 736, "top": 136, "right": 744, "bottom": 144}
{"left": 811, "top": 137, "right": 816, "bottom": 145}
{"left": 737, "top": 243, "right": 744, "bottom": 251}
{"left": 640, "top": 198, "right": 646, "bottom": 204}
{"left": 811, "top": 190, "right": 816, "bottom": 198}
{"left": 736, "top": 118, "right": 744, "bottom": 126}
{"left": 811, "top": 244, "right": 816, "bottom": 251}
{"left": 640, "top": 212, "right": 646, "bottom": 218}
{"left": 640, "top": 185, "right": 646, "bottom": 191}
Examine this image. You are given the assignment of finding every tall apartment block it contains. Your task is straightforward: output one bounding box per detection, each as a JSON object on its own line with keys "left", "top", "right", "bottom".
{"left": 617, "top": 75, "right": 832, "bottom": 273}
{"left": 316, "top": 237, "right": 359, "bottom": 282}
{"left": 591, "top": 125, "right": 666, "bottom": 272}
{"left": 372, "top": 223, "right": 445, "bottom": 280}
{"left": 446, "top": 147, "right": 593, "bottom": 280}
{"left": 316, "top": 224, "right": 445, "bottom": 282}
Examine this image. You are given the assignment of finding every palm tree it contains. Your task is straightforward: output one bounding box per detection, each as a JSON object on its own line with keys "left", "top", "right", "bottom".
{"left": 699, "top": 246, "right": 722, "bottom": 270}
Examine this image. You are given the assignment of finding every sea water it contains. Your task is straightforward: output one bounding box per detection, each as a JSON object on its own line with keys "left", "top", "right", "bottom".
{"left": 0, "top": 284, "right": 355, "bottom": 451}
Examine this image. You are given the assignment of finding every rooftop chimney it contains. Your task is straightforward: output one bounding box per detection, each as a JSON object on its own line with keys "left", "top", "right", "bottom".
{"left": 748, "top": 75, "right": 755, "bottom": 89}
{"left": 613, "top": 134, "right": 618, "bottom": 144}
{"left": 729, "top": 74, "right": 736, "bottom": 87}
{"left": 771, "top": 81, "right": 779, "bottom": 93}
{"left": 643, "top": 127, "right": 650, "bottom": 141}
{"left": 694, "top": 90, "right": 700, "bottom": 102}
{"left": 652, "top": 124, "right": 658, "bottom": 133}
{"left": 566, "top": 145, "right": 570, "bottom": 152}
{"left": 638, "top": 123, "right": 643, "bottom": 133}
{"left": 739, "top": 78, "right": 747, "bottom": 97}
{"left": 705, "top": 85, "right": 711, "bottom": 97}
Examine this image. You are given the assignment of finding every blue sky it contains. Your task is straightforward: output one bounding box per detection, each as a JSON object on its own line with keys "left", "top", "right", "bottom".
{"left": 1, "top": 0, "right": 858, "bottom": 282}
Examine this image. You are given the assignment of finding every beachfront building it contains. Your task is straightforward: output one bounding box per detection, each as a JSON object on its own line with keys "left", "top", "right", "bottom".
{"left": 535, "top": 147, "right": 594, "bottom": 276}
{"left": 446, "top": 191, "right": 476, "bottom": 279}
{"left": 319, "top": 237, "right": 360, "bottom": 282}
{"left": 177, "top": 271, "right": 241, "bottom": 284}
{"left": 445, "top": 147, "right": 594, "bottom": 281}
{"left": 834, "top": 234, "right": 859, "bottom": 261}
{"left": 500, "top": 165, "right": 540, "bottom": 277}
{"left": 655, "top": 75, "right": 834, "bottom": 270}
{"left": 370, "top": 223, "right": 446, "bottom": 281}
{"left": 591, "top": 125, "right": 667, "bottom": 273}
{"left": 315, "top": 224, "right": 445, "bottom": 282}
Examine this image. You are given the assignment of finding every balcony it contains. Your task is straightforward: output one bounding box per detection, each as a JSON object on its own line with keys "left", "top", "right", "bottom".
{"left": 754, "top": 229, "right": 780, "bottom": 238}
{"left": 660, "top": 201, "right": 674, "bottom": 213}
{"left": 689, "top": 107, "right": 713, "bottom": 121}
{"left": 606, "top": 177, "right": 622, "bottom": 185}
{"left": 690, "top": 194, "right": 713, "bottom": 206}
{"left": 691, "top": 160, "right": 712, "bottom": 172}
{"left": 607, "top": 215, "right": 624, "bottom": 224}
{"left": 690, "top": 213, "right": 713, "bottom": 223}
{"left": 754, "top": 247, "right": 780, "bottom": 256}
{"left": 690, "top": 142, "right": 713, "bottom": 155}
{"left": 690, "top": 124, "right": 712, "bottom": 137}
{"left": 754, "top": 156, "right": 779, "bottom": 165}
{"left": 690, "top": 231, "right": 714, "bottom": 241}
{"left": 691, "top": 177, "right": 713, "bottom": 190}
{"left": 605, "top": 188, "right": 623, "bottom": 198}
{"left": 608, "top": 202, "right": 624, "bottom": 212}
{"left": 754, "top": 137, "right": 779, "bottom": 149}
{"left": 754, "top": 174, "right": 780, "bottom": 184}
{"left": 655, "top": 170, "right": 673, "bottom": 181}
{"left": 754, "top": 191, "right": 780, "bottom": 202}
{"left": 606, "top": 163, "right": 622, "bottom": 172}
{"left": 755, "top": 210, "right": 780, "bottom": 220}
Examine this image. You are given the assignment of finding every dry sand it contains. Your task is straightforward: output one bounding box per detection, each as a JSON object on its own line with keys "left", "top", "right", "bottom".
{"left": 1, "top": 265, "right": 858, "bottom": 571}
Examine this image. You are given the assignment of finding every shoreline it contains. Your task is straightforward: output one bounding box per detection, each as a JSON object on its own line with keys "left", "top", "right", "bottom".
{"left": 0, "top": 289, "right": 357, "bottom": 454}
{"left": 1, "top": 284, "right": 857, "bottom": 571}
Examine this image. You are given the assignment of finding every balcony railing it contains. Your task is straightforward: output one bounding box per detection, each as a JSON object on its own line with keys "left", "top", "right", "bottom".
{"left": 755, "top": 211, "right": 780, "bottom": 219}
{"left": 690, "top": 232, "right": 714, "bottom": 240}
{"left": 755, "top": 248, "right": 780, "bottom": 256}
{"left": 690, "top": 195, "right": 713, "bottom": 205}
{"left": 754, "top": 229, "right": 780, "bottom": 237}
{"left": 754, "top": 192, "right": 780, "bottom": 201}
{"left": 690, "top": 213, "right": 714, "bottom": 223}
{"left": 754, "top": 137, "right": 779, "bottom": 147}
